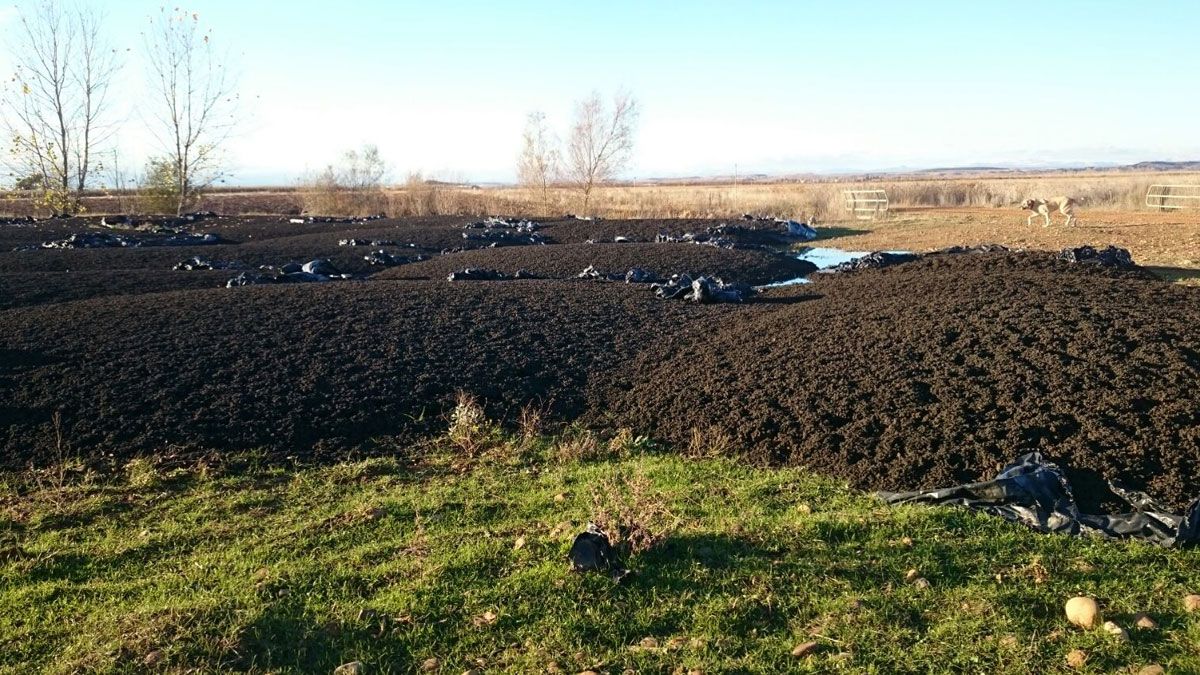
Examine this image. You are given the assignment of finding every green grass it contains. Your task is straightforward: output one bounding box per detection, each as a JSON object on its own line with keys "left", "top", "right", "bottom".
{"left": 4, "top": 431, "right": 1200, "bottom": 674}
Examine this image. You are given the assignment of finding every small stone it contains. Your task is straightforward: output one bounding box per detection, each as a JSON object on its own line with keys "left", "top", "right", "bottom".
{"left": 791, "top": 641, "right": 819, "bottom": 658}
{"left": 666, "top": 636, "right": 688, "bottom": 649}
{"left": 421, "top": 658, "right": 439, "bottom": 671}
{"left": 1137, "top": 666, "right": 1165, "bottom": 675}
{"left": 1184, "top": 593, "right": 1200, "bottom": 612}
{"left": 639, "top": 637, "right": 658, "bottom": 649}
{"left": 143, "top": 650, "right": 164, "bottom": 666}
{"left": 514, "top": 536, "right": 526, "bottom": 550}
{"left": 796, "top": 503, "right": 812, "bottom": 515}
{"left": 1102, "top": 620, "right": 1129, "bottom": 642}
{"left": 554, "top": 493, "right": 566, "bottom": 502}
{"left": 333, "top": 662, "right": 364, "bottom": 675}
{"left": 546, "top": 662, "right": 562, "bottom": 673}
{"left": 900, "top": 536, "right": 913, "bottom": 547}
{"left": 904, "top": 569, "right": 920, "bottom": 583}
{"left": 1065, "top": 649, "right": 1087, "bottom": 669}
{"left": 473, "top": 610, "right": 498, "bottom": 627}
{"left": 1064, "top": 596, "right": 1099, "bottom": 629}
{"left": 578, "top": 671, "right": 600, "bottom": 675}
{"left": 1133, "top": 612, "right": 1158, "bottom": 630}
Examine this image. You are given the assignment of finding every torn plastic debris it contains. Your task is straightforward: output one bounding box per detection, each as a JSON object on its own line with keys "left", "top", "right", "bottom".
{"left": 625, "top": 268, "right": 663, "bottom": 284}
{"left": 741, "top": 215, "right": 820, "bottom": 241}
{"left": 446, "top": 268, "right": 539, "bottom": 281}
{"left": 1059, "top": 245, "right": 1134, "bottom": 268}
{"left": 302, "top": 259, "right": 340, "bottom": 276}
{"left": 933, "top": 244, "right": 1011, "bottom": 255}
{"left": 173, "top": 256, "right": 244, "bottom": 271}
{"left": 339, "top": 238, "right": 400, "bottom": 247}
{"left": 462, "top": 229, "right": 546, "bottom": 246}
{"left": 38, "top": 231, "right": 221, "bottom": 249}
{"left": 465, "top": 216, "right": 541, "bottom": 232}
{"left": 829, "top": 251, "right": 920, "bottom": 272}
{"left": 568, "top": 523, "right": 630, "bottom": 581}
{"left": 363, "top": 250, "right": 426, "bottom": 267}
{"left": 653, "top": 274, "right": 755, "bottom": 303}
{"left": 878, "top": 452, "right": 1200, "bottom": 547}
{"left": 576, "top": 265, "right": 664, "bottom": 283}
{"left": 226, "top": 259, "right": 352, "bottom": 287}
{"left": 289, "top": 215, "right": 385, "bottom": 224}
{"left": 39, "top": 232, "right": 137, "bottom": 249}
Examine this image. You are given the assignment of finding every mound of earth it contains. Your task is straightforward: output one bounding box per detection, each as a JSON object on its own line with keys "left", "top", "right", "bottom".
{"left": 0, "top": 270, "right": 232, "bottom": 310}
{"left": 591, "top": 251, "right": 1200, "bottom": 510}
{"left": 539, "top": 217, "right": 806, "bottom": 247}
{"left": 0, "top": 280, "right": 745, "bottom": 463}
{"left": 377, "top": 242, "right": 817, "bottom": 285}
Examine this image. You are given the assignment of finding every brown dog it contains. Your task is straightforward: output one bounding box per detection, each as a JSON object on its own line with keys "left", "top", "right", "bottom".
{"left": 1020, "top": 197, "right": 1078, "bottom": 227}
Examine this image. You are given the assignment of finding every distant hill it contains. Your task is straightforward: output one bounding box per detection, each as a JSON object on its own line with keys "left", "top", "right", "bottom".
{"left": 1127, "top": 161, "right": 1200, "bottom": 171}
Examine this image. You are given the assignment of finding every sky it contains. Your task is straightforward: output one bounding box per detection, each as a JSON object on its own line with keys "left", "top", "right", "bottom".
{"left": 1, "top": 0, "right": 1198, "bottom": 185}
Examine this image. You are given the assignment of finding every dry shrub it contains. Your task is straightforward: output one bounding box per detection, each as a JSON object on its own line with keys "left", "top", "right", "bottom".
{"left": 298, "top": 144, "right": 389, "bottom": 217}
{"left": 685, "top": 425, "right": 734, "bottom": 458}
{"left": 516, "top": 401, "right": 548, "bottom": 442}
{"left": 606, "top": 427, "right": 655, "bottom": 457}
{"left": 445, "top": 392, "right": 499, "bottom": 457}
{"left": 554, "top": 427, "right": 606, "bottom": 463}
{"left": 124, "top": 457, "right": 161, "bottom": 489}
{"left": 297, "top": 181, "right": 387, "bottom": 217}
{"left": 590, "top": 471, "right": 677, "bottom": 555}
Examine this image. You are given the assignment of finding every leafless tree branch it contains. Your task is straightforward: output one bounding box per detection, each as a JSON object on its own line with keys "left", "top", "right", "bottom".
{"left": 2, "top": 0, "right": 119, "bottom": 214}
{"left": 142, "top": 7, "right": 238, "bottom": 215}
{"left": 564, "top": 90, "right": 638, "bottom": 212}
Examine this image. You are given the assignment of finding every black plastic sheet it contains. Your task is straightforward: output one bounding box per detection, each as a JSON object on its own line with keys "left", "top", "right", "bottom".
{"left": 879, "top": 452, "right": 1200, "bottom": 547}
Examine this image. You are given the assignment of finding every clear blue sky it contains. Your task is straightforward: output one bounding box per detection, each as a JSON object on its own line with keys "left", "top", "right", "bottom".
{"left": 3, "top": 0, "right": 1197, "bottom": 184}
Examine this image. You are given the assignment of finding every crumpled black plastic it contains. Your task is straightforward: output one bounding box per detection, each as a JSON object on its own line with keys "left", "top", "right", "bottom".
{"left": 576, "top": 265, "right": 664, "bottom": 284}
{"left": 1058, "top": 245, "right": 1134, "bottom": 268}
{"left": 652, "top": 274, "right": 754, "bottom": 303}
{"left": 831, "top": 251, "right": 920, "bottom": 272}
{"left": 878, "top": 452, "right": 1200, "bottom": 547}
{"left": 446, "top": 268, "right": 539, "bottom": 281}
{"left": 568, "top": 523, "right": 630, "bottom": 581}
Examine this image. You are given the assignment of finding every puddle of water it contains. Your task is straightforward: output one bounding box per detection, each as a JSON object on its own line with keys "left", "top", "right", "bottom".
{"left": 796, "top": 247, "right": 872, "bottom": 269}
{"left": 758, "top": 247, "right": 910, "bottom": 289}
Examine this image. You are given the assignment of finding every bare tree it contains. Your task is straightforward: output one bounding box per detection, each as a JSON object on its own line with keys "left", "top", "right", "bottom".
{"left": 142, "top": 8, "right": 237, "bottom": 215}
{"left": 2, "top": 1, "right": 119, "bottom": 215}
{"left": 517, "top": 111, "right": 559, "bottom": 209}
{"left": 564, "top": 91, "right": 638, "bottom": 212}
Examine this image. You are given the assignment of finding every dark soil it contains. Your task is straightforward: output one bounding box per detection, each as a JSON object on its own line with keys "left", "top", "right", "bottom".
{"left": 0, "top": 279, "right": 747, "bottom": 464}
{"left": 0, "top": 270, "right": 232, "bottom": 310}
{"left": 539, "top": 218, "right": 746, "bottom": 244}
{"left": 377, "top": 242, "right": 817, "bottom": 285}
{"left": 4, "top": 216, "right": 1200, "bottom": 510}
{"left": 592, "top": 252, "right": 1200, "bottom": 510}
